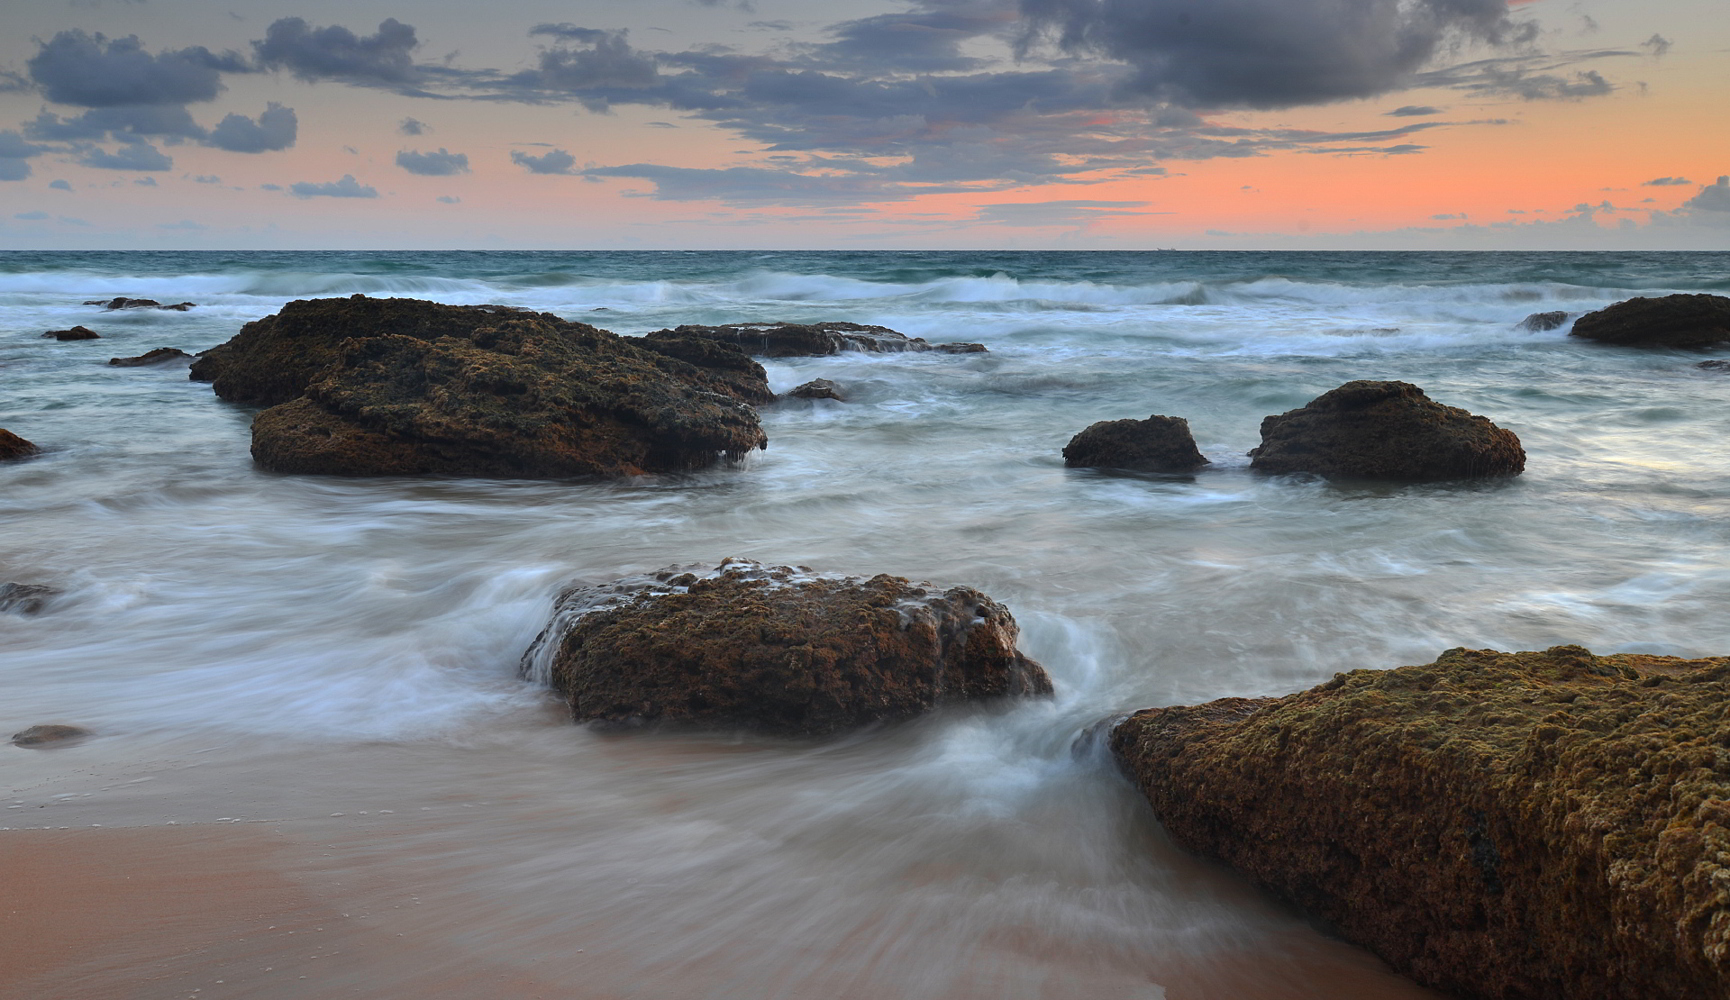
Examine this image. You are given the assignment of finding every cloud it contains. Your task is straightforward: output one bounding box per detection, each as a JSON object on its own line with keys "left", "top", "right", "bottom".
{"left": 134, "top": 176, "right": 157, "bottom": 186}
{"left": 396, "top": 147, "right": 469, "bottom": 175}
{"left": 79, "top": 140, "right": 173, "bottom": 170}
{"left": 27, "top": 30, "right": 246, "bottom": 107}
{"left": 1431, "top": 212, "right": 1466, "bottom": 220}
{"left": 0, "top": 129, "right": 44, "bottom": 177}
{"left": 1415, "top": 57, "right": 1615, "bottom": 100}
{"left": 1643, "top": 176, "right": 1690, "bottom": 186}
{"left": 975, "top": 199, "right": 1149, "bottom": 226}
{"left": 1681, "top": 176, "right": 1730, "bottom": 215}
{"left": 204, "top": 102, "right": 298, "bottom": 152}
{"left": 583, "top": 162, "right": 974, "bottom": 204}
{"left": 192, "top": 174, "right": 221, "bottom": 183}
{"left": 260, "top": 183, "right": 282, "bottom": 190}
{"left": 399, "top": 117, "right": 428, "bottom": 135}
{"left": 512, "top": 148, "right": 577, "bottom": 174}
{"left": 24, "top": 105, "right": 204, "bottom": 141}
{"left": 1641, "top": 34, "right": 1672, "bottom": 57}
{"left": 521, "top": 28, "right": 660, "bottom": 109}
{"left": 1388, "top": 105, "right": 1441, "bottom": 117}
{"left": 15, "top": 210, "right": 49, "bottom": 220}
{"left": 810, "top": 4, "right": 1011, "bottom": 73}
{"left": 436, "top": 195, "right": 460, "bottom": 203}
{"left": 289, "top": 174, "right": 378, "bottom": 198}
{"left": 1018, "top": 0, "right": 1534, "bottom": 108}
{"left": 158, "top": 219, "right": 206, "bottom": 230}
{"left": 254, "top": 18, "right": 419, "bottom": 84}
{"left": 49, "top": 178, "right": 72, "bottom": 190}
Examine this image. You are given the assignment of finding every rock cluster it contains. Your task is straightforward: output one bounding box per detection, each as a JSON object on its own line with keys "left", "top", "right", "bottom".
{"left": 1570, "top": 293, "right": 1730, "bottom": 348}
{"left": 524, "top": 559, "right": 1052, "bottom": 736}
{"left": 84, "top": 297, "right": 195, "bottom": 311}
{"left": 109, "top": 347, "right": 193, "bottom": 367}
{"left": 643, "top": 321, "right": 985, "bottom": 357}
{"left": 1062, "top": 415, "right": 1208, "bottom": 473}
{"left": 1111, "top": 645, "right": 1730, "bottom": 1000}
{"left": 0, "top": 429, "right": 37, "bottom": 461}
{"left": 1249, "top": 380, "right": 1524, "bottom": 480}
{"left": 192, "top": 295, "right": 771, "bottom": 478}
{"left": 42, "top": 326, "right": 100, "bottom": 341}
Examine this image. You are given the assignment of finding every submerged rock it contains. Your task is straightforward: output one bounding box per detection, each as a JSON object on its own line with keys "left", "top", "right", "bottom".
{"left": 84, "top": 297, "right": 195, "bottom": 311}
{"left": 42, "top": 326, "right": 100, "bottom": 341}
{"left": 1062, "top": 414, "right": 1207, "bottom": 473}
{"left": 0, "top": 582, "right": 58, "bottom": 614}
{"left": 1517, "top": 310, "right": 1570, "bottom": 332}
{"left": 523, "top": 559, "right": 1053, "bottom": 736}
{"left": 0, "top": 429, "right": 38, "bottom": 461}
{"left": 787, "top": 378, "right": 845, "bottom": 401}
{"left": 195, "top": 295, "right": 770, "bottom": 478}
{"left": 1249, "top": 380, "right": 1524, "bottom": 480}
{"left": 1699, "top": 360, "right": 1730, "bottom": 371}
{"left": 11, "top": 724, "right": 92, "bottom": 748}
{"left": 1570, "top": 293, "right": 1730, "bottom": 348}
{"left": 643, "top": 321, "right": 985, "bottom": 358}
{"left": 109, "top": 347, "right": 193, "bottom": 367}
{"left": 1112, "top": 645, "right": 1730, "bottom": 1000}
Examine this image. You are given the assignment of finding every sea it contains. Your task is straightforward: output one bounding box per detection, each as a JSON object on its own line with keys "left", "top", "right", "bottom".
{"left": 3, "top": 249, "right": 1729, "bottom": 999}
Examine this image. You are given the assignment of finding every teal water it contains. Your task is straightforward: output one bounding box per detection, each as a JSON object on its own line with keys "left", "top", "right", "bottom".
{"left": 3, "top": 250, "right": 1729, "bottom": 998}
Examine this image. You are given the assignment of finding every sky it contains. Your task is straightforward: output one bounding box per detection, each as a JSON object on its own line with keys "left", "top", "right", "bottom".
{"left": 0, "top": 0, "right": 1725, "bottom": 249}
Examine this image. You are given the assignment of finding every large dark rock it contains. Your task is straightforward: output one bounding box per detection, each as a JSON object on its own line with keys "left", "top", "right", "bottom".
{"left": 1249, "top": 380, "right": 1524, "bottom": 480}
{"left": 109, "top": 347, "right": 193, "bottom": 367}
{"left": 1112, "top": 645, "right": 1730, "bottom": 1000}
{"left": 523, "top": 559, "right": 1053, "bottom": 736}
{"left": 1569, "top": 294, "right": 1730, "bottom": 348}
{"left": 42, "top": 326, "right": 100, "bottom": 341}
{"left": 84, "top": 297, "right": 194, "bottom": 311}
{"left": 1062, "top": 414, "right": 1207, "bottom": 473}
{"left": 643, "top": 321, "right": 985, "bottom": 358}
{"left": 0, "top": 429, "right": 37, "bottom": 461}
{"left": 787, "top": 378, "right": 845, "bottom": 401}
{"left": 0, "top": 582, "right": 57, "bottom": 614}
{"left": 214, "top": 297, "right": 769, "bottom": 478}
{"left": 629, "top": 331, "right": 775, "bottom": 405}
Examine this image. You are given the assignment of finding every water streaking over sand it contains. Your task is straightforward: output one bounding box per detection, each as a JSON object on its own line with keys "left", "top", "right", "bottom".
{"left": 4, "top": 250, "right": 1729, "bottom": 999}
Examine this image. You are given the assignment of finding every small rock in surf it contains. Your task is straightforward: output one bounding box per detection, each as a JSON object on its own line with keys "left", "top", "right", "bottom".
{"left": 522, "top": 558, "right": 1053, "bottom": 736}
{"left": 0, "top": 582, "right": 58, "bottom": 613}
{"left": 42, "top": 326, "right": 100, "bottom": 341}
{"left": 84, "top": 297, "right": 195, "bottom": 311}
{"left": 643, "top": 321, "right": 985, "bottom": 358}
{"left": 1517, "top": 310, "right": 1570, "bottom": 332}
{"left": 11, "top": 724, "right": 92, "bottom": 748}
{"left": 1249, "top": 380, "right": 1524, "bottom": 481}
{"left": 1063, "top": 415, "right": 1208, "bottom": 473}
{"left": 1569, "top": 293, "right": 1730, "bottom": 348}
{"left": 109, "top": 347, "right": 194, "bottom": 367}
{"left": 0, "top": 429, "right": 38, "bottom": 462}
{"left": 787, "top": 378, "right": 845, "bottom": 401}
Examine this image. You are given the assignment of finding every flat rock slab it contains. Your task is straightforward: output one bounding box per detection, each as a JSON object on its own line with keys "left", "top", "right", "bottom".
{"left": 1249, "top": 380, "right": 1524, "bottom": 480}
{"left": 11, "top": 725, "right": 91, "bottom": 748}
{"left": 643, "top": 321, "right": 985, "bottom": 357}
{"left": 1063, "top": 414, "right": 1207, "bottom": 473}
{"left": 1570, "top": 293, "right": 1730, "bottom": 347}
{"left": 1112, "top": 645, "right": 1730, "bottom": 1000}
{"left": 42, "top": 326, "right": 100, "bottom": 341}
{"left": 84, "top": 298, "right": 195, "bottom": 311}
{"left": 109, "top": 347, "right": 193, "bottom": 367}
{"left": 524, "top": 559, "right": 1053, "bottom": 736}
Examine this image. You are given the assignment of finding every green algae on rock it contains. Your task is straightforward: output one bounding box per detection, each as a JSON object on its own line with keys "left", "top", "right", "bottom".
{"left": 524, "top": 559, "right": 1053, "bottom": 736}
{"left": 1249, "top": 380, "right": 1524, "bottom": 480}
{"left": 1110, "top": 645, "right": 1730, "bottom": 1000}
{"left": 193, "top": 295, "right": 771, "bottom": 478}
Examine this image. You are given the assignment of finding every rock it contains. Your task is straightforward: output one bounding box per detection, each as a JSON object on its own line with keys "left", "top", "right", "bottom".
{"left": 108, "top": 347, "right": 193, "bottom": 367}
{"left": 0, "top": 429, "right": 38, "bottom": 461}
{"left": 787, "top": 378, "right": 844, "bottom": 401}
{"left": 1569, "top": 293, "right": 1730, "bottom": 348}
{"left": 1112, "top": 645, "right": 1730, "bottom": 1000}
{"left": 630, "top": 331, "right": 775, "bottom": 405}
{"left": 1249, "top": 380, "right": 1524, "bottom": 480}
{"left": 1518, "top": 310, "right": 1570, "bottom": 332}
{"left": 83, "top": 297, "right": 195, "bottom": 311}
{"left": 11, "top": 724, "right": 92, "bottom": 748}
{"left": 0, "top": 582, "right": 58, "bottom": 614}
{"left": 42, "top": 326, "right": 100, "bottom": 341}
{"left": 202, "top": 295, "right": 768, "bottom": 478}
{"left": 523, "top": 559, "right": 1053, "bottom": 736}
{"left": 1698, "top": 360, "right": 1730, "bottom": 371}
{"left": 643, "top": 321, "right": 986, "bottom": 358}
{"left": 1062, "top": 414, "right": 1208, "bottom": 473}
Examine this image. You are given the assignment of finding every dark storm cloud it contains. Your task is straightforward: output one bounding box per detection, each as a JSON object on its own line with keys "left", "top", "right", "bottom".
{"left": 396, "top": 147, "right": 470, "bottom": 175}
{"left": 206, "top": 103, "right": 298, "bottom": 152}
{"left": 1016, "top": 0, "right": 1532, "bottom": 108}
{"left": 811, "top": 1, "right": 1012, "bottom": 73}
{"left": 27, "top": 30, "right": 248, "bottom": 107}
{"left": 511, "top": 148, "right": 577, "bottom": 174}
{"left": 254, "top": 18, "right": 419, "bottom": 84}
{"left": 515, "top": 28, "right": 661, "bottom": 109}
{"left": 78, "top": 140, "right": 173, "bottom": 170}
{"left": 289, "top": 174, "right": 378, "bottom": 198}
